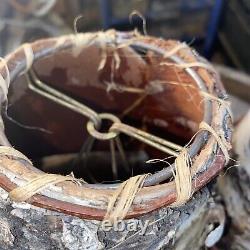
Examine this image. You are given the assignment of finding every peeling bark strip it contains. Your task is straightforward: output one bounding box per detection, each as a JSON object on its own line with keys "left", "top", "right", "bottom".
{"left": 0, "top": 30, "right": 232, "bottom": 226}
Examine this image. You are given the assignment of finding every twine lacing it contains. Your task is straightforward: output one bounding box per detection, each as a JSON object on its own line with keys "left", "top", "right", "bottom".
{"left": 199, "top": 121, "right": 231, "bottom": 163}
{"left": 104, "top": 174, "right": 148, "bottom": 224}
{"left": 9, "top": 174, "right": 75, "bottom": 202}
{"left": 0, "top": 33, "right": 231, "bottom": 223}
{"left": 22, "top": 43, "right": 34, "bottom": 73}
{"left": 0, "top": 58, "right": 10, "bottom": 101}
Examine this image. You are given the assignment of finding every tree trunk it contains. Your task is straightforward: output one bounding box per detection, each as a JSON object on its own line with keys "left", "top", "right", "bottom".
{"left": 0, "top": 186, "right": 225, "bottom": 249}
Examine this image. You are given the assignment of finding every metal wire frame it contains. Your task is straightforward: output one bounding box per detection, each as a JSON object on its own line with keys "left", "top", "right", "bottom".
{"left": 0, "top": 33, "right": 232, "bottom": 220}
{"left": 25, "top": 39, "right": 214, "bottom": 188}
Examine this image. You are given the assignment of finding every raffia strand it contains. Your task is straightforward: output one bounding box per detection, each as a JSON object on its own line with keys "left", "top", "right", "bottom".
{"left": 22, "top": 43, "right": 34, "bottom": 73}
{"left": 171, "top": 148, "right": 192, "bottom": 206}
{"left": 199, "top": 121, "right": 231, "bottom": 163}
{"left": 9, "top": 174, "right": 74, "bottom": 202}
{"left": 104, "top": 174, "right": 148, "bottom": 224}
{"left": 163, "top": 42, "right": 187, "bottom": 58}
{"left": 0, "top": 57, "right": 10, "bottom": 100}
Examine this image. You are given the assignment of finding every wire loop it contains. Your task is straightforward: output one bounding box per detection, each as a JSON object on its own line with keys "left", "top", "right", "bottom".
{"left": 86, "top": 113, "right": 121, "bottom": 140}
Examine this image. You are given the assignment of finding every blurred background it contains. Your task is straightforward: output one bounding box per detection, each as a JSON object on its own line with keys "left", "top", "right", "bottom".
{"left": 0, "top": 0, "right": 249, "bottom": 119}
{"left": 0, "top": 0, "right": 248, "bottom": 63}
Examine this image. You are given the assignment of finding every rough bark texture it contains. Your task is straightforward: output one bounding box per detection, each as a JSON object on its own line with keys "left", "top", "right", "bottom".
{"left": 217, "top": 167, "right": 250, "bottom": 250}
{"left": 0, "top": 186, "right": 225, "bottom": 250}
{"left": 216, "top": 110, "right": 250, "bottom": 250}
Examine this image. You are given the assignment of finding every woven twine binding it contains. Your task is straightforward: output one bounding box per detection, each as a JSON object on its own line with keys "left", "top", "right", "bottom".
{"left": 0, "top": 34, "right": 231, "bottom": 223}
